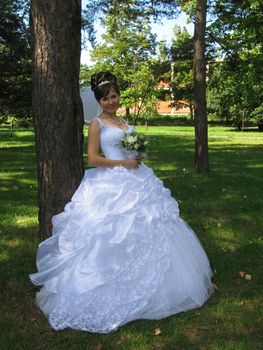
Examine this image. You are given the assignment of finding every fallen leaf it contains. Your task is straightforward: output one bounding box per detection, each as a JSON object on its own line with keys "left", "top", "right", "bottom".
{"left": 197, "top": 325, "right": 209, "bottom": 331}
{"left": 245, "top": 274, "right": 252, "bottom": 281}
{"left": 240, "top": 300, "right": 245, "bottom": 306}
{"left": 212, "top": 283, "right": 219, "bottom": 291}
{"left": 155, "top": 328, "right": 161, "bottom": 336}
{"left": 239, "top": 271, "right": 246, "bottom": 278}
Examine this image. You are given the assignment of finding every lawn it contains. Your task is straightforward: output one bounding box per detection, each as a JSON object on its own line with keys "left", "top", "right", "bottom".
{"left": 0, "top": 126, "right": 262, "bottom": 350}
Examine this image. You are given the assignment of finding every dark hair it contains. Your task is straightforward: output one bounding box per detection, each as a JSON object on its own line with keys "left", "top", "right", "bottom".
{"left": 90, "top": 72, "right": 120, "bottom": 102}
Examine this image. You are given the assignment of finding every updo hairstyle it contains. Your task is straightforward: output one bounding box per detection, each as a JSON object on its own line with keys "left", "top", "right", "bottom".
{"left": 90, "top": 72, "right": 120, "bottom": 102}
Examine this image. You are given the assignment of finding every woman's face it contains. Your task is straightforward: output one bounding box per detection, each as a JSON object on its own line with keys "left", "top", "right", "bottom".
{"left": 99, "top": 88, "right": 120, "bottom": 115}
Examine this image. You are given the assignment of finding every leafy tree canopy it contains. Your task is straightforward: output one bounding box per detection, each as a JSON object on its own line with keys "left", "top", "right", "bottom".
{"left": 0, "top": 0, "right": 31, "bottom": 119}
{"left": 208, "top": 0, "right": 263, "bottom": 58}
{"left": 83, "top": 0, "right": 179, "bottom": 47}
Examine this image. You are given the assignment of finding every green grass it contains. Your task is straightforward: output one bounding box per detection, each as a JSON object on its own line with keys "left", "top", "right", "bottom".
{"left": 0, "top": 126, "right": 262, "bottom": 350}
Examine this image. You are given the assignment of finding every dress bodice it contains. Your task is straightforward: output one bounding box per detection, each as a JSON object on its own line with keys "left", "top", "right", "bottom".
{"left": 93, "top": 118, "right": 134, "bottom": 160}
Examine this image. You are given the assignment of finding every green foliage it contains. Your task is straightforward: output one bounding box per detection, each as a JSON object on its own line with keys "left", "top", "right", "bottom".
{"left": 250, "top": 103, "right": 263, "bottom": 124}
{"left": 154, "top": 25, "right": 194, "bottom": 117}
{"left": 84, "top": 1, "right": 159, "bottom": 121}
{"left": 0, "top": 115, "right": 32, "bottom": 131}
{"left": 120, "top": 63, "right": 159, "bottom": 123}
{"left": 132, "top": 114, "right": 194, "bottom": 126}
{"left": 204, "top": 0, "right": 263, "bottom": 126}
{"left": 207, "top": 57, "right": 263, "bottom": 126}
{"left": 0, "top": 0, "right": 32, "bottom": 118}
{"left": 208, "top": 0, "right": 263, "bottom": 58}
{"left": 83, "top": 0, "right": 179, "bottom": 34}
{"left": 83, "top": 0, "right": 147, "bottom": 43}
{"left": 171, "top": 25, "right": 194, "bottom": 116}
{"left": 1, "top": 0, "right": 262, "bottom": 128}
{"left": 79, "top": 64, "right": 94, "bottom": 88}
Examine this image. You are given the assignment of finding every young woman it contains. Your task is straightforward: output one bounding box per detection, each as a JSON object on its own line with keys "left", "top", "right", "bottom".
{"left": 30, "top": 72, "right": 214, "bottom": 333}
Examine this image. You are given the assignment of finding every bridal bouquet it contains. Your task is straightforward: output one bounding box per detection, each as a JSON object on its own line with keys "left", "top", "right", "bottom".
{"left": 120, "top": 132, "right": 148, "bottom": 158}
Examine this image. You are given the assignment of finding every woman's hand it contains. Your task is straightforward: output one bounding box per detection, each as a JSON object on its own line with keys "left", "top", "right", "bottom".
{"left": 124, "top": 156, "right": 141, "bottom": 169}
{"left": 136, "top": 155, "right": 142, "bottom": 166}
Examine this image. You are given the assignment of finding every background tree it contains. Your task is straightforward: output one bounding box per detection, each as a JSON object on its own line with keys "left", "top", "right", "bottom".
{"left": 83, "top": 0, "right": 179, "bottom": 41}
{"left": 193, "top": 0, "right": 209, "bottom": 172}
{"left": 154, "top": 27, "right": 194, "bottom": 118}
{"left": 206, "top": 0, "right": 263, "bottom": 128}
{"left": 121, "top": 62, "right": 158, "bottom": 124}
{"left": 0, "top": 0, "right": 31, "bottom": 120}
{"left": 207, "top": 57, "right": 263, "bottom": 129}
{"left": 208, "top": 0, "right": 263, "bottom": 57}
{"left": 30, "top": 0, "right": 84, "bottom": 240}
{"left": 171, "top": 25, "right": 194, "bottom": 118}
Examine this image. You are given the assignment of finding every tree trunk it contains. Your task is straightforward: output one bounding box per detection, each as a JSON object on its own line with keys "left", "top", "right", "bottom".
{"left": 189, "top": 103, "right": 194, "bottom": 120}
{"left": 170, "top": 61, "right": 175, "bottom": 115}
{"left": 125, "top": 107, "right": 130, "bottom": 119}
{"left": 30, "top": 0, "right": 84, "bottom": 240}
{"left": 241, "top": 110, "right": 245, "bottom": 131}
{"left": 193, "top": 0, "right": 209, "bottom": 172}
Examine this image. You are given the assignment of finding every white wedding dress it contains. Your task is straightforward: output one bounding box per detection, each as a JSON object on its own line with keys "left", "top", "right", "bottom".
{"left": 29, "top": 118, "right": 214, "bottom": 333}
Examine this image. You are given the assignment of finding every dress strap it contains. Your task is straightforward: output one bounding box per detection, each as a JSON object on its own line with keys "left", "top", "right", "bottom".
{"left": 92, "top": 117, "right": 104, "bottom": 128}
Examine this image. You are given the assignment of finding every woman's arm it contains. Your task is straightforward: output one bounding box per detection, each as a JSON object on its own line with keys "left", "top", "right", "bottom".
{"left": 87, "top": 119, "right": 139, "bottom": 169}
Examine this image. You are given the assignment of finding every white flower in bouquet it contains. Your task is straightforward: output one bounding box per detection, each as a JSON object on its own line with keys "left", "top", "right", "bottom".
{"left": 119, "top": 132, "right": 149, "bottom": 158}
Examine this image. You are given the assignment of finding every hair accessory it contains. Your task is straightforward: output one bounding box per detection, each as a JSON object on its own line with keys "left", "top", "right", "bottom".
{"left": 98, "top": 80, "right": 112, "bottom": 87}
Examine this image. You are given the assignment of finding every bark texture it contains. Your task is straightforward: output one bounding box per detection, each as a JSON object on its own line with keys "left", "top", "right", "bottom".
{"left": 30, "top": 0, "right": 84, "bottom": 240}
{"left": 193, "top": 0, "right": 209, "bottom": 172}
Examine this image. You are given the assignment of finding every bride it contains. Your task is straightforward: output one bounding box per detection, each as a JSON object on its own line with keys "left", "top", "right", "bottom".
{"left": 29, "top": 71, "right": 214, "bottom": 333}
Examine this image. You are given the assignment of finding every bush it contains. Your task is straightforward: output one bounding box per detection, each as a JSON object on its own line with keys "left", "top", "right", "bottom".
{"left": 0, "top": 115, "right": 33, "bottom": 128}
{"left": 126, "top": 114, "right": 193, "bottom": 126}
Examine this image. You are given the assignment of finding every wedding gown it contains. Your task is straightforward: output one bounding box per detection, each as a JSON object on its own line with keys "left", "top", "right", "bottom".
{"left": 29, "top": 118, "right": 214, "bottom": 333}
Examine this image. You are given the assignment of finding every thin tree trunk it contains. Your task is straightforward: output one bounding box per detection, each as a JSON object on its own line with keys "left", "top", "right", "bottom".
{"left": 189, "top": 103, "right": 194, "bottom": 120}
{"left": 193, "top": 0, "right": 209, "bottom": 172}
{"left": 241, "top": 110, "right": 245, "bottom": 131}
{"left": 125, "top": 107, "right": 130, "bottom": 120}
{"left": 30, "top": 0, "right": 84, "bottom": 240}
{"left": 170, "top": 61, "right": 175, "bottom": 115}
{"left": 10, "top": 117, "right": 14, "bottom": 137}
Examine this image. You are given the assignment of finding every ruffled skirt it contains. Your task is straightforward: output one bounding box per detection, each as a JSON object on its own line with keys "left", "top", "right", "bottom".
{"left": 29, "top": 164, "right": 213, "bottom": 333}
